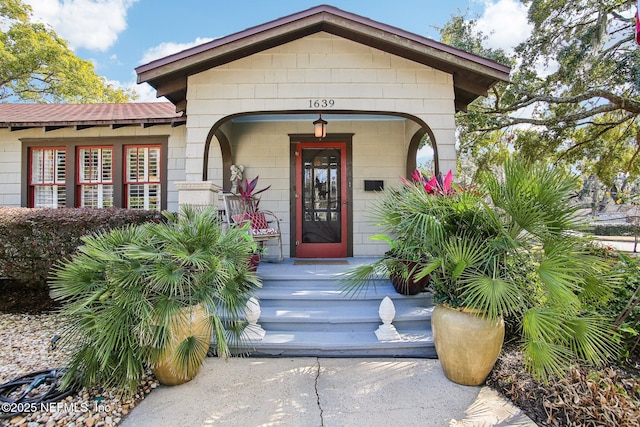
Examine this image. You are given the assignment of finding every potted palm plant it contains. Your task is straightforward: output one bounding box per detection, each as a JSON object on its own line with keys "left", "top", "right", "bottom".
{"left": 344, "top": 158, "right": 619, "bottom": 385}
{"left": 341, "top": 234, "right": 429, "bottom": 296}
{"left": 50, "top": 205, "right": 261, "bottom": 393}
{"left": 340, "top": 174, "right": 436, "bottom": 296}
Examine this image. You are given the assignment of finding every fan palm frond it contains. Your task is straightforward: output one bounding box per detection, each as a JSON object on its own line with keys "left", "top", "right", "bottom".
{"left": 462, "top": 275, "right": 524, "bottom": 320}
{"left": 50, "top": 205, "right": 260, "bottom": 394}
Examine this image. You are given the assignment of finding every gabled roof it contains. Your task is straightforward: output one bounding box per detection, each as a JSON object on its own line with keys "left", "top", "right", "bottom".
{"left": 136, "top": 4, "right": 510, "bottom": 113}
{"left": 0, "top": 102, "right": 185, "bottom": 131}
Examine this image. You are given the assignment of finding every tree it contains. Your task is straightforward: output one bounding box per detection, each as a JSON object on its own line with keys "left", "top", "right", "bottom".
{"left": 438, "top": 14, "right": 516, "bottom": 179}
{"left": 0, "top": 0, "right": 134, "bottom": 103}
{"left": 443, "top": 1, "right": 640, "bottom": 185}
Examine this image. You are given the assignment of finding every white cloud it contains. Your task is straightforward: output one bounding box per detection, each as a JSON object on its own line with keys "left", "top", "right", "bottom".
{"left": 131, "top": 81, "right": 167, "bottom": 103}
{"left": 139, "top": 37, "right": 215, "bottom": 65}
{"left": 25, "top": 0, "right": 137, "bottom": 51}
{"left": 476, "top": 0, "right": 531, "bottom": 52}
{"left": 131, "top": 37, "right": 216, "bottom": 100}
{"left": 103, "top": 75, "right": 167, "bottom": 102}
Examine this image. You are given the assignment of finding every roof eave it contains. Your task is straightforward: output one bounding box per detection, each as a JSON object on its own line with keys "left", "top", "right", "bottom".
{"left": 0, "top": 117, "right": 187, "bottom": 131}
{"left": 136, "top": 5, "right": 511, "bottom": 113}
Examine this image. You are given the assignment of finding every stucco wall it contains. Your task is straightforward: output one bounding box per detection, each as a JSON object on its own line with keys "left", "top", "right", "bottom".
{"left": 0, "top": 125, "right": 186, "bottom": 211}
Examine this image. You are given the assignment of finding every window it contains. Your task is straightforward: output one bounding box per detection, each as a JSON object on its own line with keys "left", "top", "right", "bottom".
{"left": 24, "top": 138, "right": 167, "bottom": 210}
{"left": 124, "top": 145, "right": 161, "bottom": 210}
{"left": 77, "top": 147, "right": 114, "bottom": 208}
{"left": 29, "top": 147, "right": 66, "bottom": 208}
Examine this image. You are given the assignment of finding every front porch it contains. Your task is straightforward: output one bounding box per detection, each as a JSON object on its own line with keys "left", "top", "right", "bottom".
{"left": 234, "top": 258, "right": 435, "bottom": 357}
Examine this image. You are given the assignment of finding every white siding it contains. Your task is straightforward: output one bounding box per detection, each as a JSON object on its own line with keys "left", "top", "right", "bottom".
{"left": 0, "top": 137, "right": 22, "bottom": 206}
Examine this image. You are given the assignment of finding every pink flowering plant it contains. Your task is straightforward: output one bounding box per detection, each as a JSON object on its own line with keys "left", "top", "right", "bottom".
{"left": 402, "top": 169, "right": 454, "bottom": 195}
{"left": 235, "top": 176, "right": 271, "bottom": 212}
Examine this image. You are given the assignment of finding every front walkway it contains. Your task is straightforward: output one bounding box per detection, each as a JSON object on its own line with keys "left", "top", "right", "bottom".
{"left": 120, "top": 357, "right": 535, "bottom": 427}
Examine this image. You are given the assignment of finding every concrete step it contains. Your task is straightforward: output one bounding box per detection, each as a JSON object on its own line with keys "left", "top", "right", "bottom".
{"left": 237, "top": 330, "right": 436, "bottom": 358}
{"left": 256, "top": 286, "right": 432, "bottom": 309}
{"left": 228, "top": 258, "right": 435, "bottom": 358}
{"left": 258, "top": 304, "right": 433, "bottom": 332}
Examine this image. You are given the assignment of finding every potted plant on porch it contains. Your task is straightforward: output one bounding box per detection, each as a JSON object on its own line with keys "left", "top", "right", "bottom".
{"left": 50, "top": 205, "right": 261, "bottom": 393}
{"left": 341, "top": 233, "right": 430, "bottom": 296}
{"left": 344, "top": 158, "right": 619, "bottom": 385}
{"left": 339, "top": 172, "right": 438, "bottom": 296}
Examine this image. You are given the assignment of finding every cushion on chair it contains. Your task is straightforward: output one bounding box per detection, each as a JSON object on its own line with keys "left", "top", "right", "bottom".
{"left": 231, "top": 213, "right": 248, "bottom": 224}
{"left": 250, "top": 227, "right": 279, "bottom": 236}
{"left": 245, "top": 212, "right": 270, "bottom": 230}
{"left": 231, "top": 214, "right": 245, "bottom": 224}
{"left": 231, "top": 212, "right": 278, "bottom": 235}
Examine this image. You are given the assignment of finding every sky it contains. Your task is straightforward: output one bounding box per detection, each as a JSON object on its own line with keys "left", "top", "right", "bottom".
{"left": 22, "top": 0, "right": 532, "bottom": 102}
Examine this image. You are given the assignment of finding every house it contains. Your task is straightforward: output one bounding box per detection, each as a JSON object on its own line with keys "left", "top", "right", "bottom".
{"left": 0, "top": 5, "right": 510, "bottom": 260}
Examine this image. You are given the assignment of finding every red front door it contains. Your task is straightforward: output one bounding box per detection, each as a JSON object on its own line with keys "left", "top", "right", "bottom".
{"left": 295, "top": 141, "right": 348, "bottom": 258}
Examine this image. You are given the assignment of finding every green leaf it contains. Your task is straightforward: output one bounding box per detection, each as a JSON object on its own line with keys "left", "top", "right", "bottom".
{"left": 0, "top": 0, "right": 134, "bottom": 102}
{"left": 462, "top": 275, "right": 524, "bottom": 319}
{"left": 563, "top": 316, "right": 618, "bottom": 365}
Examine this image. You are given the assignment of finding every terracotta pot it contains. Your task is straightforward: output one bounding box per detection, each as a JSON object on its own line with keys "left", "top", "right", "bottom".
{"left": 248, "top": 253, "right": 260, "bottom": 272}
{"left": 431, "top": 304, "right": 505, "bottom": 386}
{"left": 389, "top": 261, "right": 429, "bottom": 295}
{"left": 152, "top": 304, "right": 212, "bottom": 386}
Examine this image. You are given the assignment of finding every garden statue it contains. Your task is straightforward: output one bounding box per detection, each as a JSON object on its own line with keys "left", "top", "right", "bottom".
{"left": 230, "top": 164, "right": 244, "bottom": 194}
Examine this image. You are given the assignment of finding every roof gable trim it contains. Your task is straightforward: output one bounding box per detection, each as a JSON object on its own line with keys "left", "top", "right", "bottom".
{"left": 136, "top": 5, "right": 509, "bottom": 81}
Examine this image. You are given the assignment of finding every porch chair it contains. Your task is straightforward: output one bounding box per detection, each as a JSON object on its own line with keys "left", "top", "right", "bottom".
{"left": 221, "top": 193, "right": 283, "bottom": 261}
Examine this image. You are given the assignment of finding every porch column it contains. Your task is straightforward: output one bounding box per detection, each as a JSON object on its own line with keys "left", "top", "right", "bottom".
{"left": 415, "top": 113, "right": 457, "bottom": 178}
{"left": 175, "top": 181, "right": 222, "bottom": 207}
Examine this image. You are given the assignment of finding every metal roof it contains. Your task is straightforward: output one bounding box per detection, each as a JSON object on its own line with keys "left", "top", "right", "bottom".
{"left": 0, "top": 102, "right": 185, "bottom": 131}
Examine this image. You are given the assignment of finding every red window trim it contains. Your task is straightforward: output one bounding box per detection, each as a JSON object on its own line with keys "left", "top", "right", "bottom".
{"left": 22, "top": 137, "right": 168, "bottom": 210}
{"left": 28, "top": 146, "right": 66, "bottom": 208}
{"left": 76, "top": 146, "right": 114, "bottom": 208}
{"left": 123, "top": 144, "right": 162, "bottom": 209}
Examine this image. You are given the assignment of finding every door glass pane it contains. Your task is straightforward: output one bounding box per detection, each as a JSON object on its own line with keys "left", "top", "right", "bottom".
{"left": 302, "top": 148, "right": 341, "bottom": 243}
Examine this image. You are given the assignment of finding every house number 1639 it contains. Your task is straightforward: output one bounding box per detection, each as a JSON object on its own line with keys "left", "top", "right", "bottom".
{"left": 309, "top": 99, "right": 335, "bottom": 108}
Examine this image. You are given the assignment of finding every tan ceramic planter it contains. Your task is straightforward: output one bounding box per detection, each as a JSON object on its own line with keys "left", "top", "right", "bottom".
{"left": 432, "top": 304, "right": 505, "bottom": 386}
{"left": 152, "top": 304, "right": 212, "bottom": 386}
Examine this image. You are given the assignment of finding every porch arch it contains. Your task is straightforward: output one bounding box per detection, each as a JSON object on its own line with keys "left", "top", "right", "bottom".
{"left": 201, "top": 110, "right": 440, "bottom": 185}
{"left": 407, "top": 125, "right": 439, "bottom": 177}
{"left": 202, "top": 127, "right": 232, "bottom": 191}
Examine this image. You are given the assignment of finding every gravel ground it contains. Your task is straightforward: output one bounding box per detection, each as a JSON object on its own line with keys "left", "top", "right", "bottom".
{"left": 0, "top": 313, "right": 158, "bottom": 427}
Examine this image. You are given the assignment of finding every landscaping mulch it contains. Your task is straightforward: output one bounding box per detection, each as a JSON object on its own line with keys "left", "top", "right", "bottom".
{"left": 487, "top": 347, "right": 640, "bottom": 427}
{"left": 0, "top": 280, "right": 59, "bottom": 314}
{"left": 0, "top": 286, "right": 157, "bottom": 426}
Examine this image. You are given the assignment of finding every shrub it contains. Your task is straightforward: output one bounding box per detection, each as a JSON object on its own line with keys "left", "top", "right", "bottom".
{"left": 598, "top": 253, "right": 640, "bottom": 363}
{"left": 589, "top": 224, "right": 636, "bottom": 236}
{"left": 343, "top": 158, "right": 620, "bottom": 381}
{"left": 0, "top": 208, "right": 162, "bottom": 289}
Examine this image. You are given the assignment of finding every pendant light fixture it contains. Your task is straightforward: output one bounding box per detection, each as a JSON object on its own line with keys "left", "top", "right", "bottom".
{"left": 313, "top": 114, "right": 327, "bottom": 138}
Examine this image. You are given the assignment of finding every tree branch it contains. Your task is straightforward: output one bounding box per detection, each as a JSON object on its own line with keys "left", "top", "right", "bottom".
{"left": 502, "top": 89, "right": 640, "bottom": 114}
{"left": 501, "top": 103, "right": 620, "bottom": 127}
{"left": 627, "top": 130, "right": 640, "bottom": 173}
